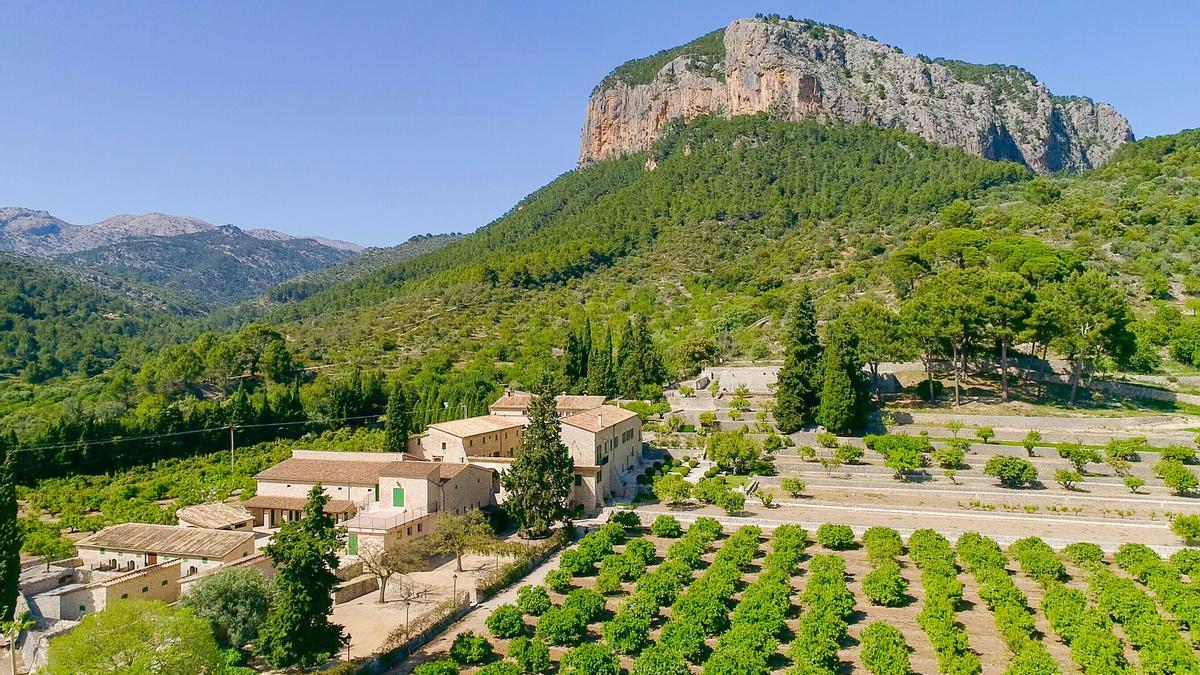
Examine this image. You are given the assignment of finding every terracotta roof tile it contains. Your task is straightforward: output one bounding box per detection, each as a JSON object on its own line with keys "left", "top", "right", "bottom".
{"left": 76, "top": 523, "right": 253, "bottom": 558}
{"left": 562, "top": 404, "right": 640, "bottom": 432}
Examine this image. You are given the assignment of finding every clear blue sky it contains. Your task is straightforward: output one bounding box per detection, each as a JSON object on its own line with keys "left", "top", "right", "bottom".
{"left": 1, "top": 1, "right": 1195, "bottom": 247}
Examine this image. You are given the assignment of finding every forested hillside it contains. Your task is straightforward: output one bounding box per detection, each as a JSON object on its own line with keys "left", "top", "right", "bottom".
{"left": 0, "top": 253, "right": 193, "bottom": 383}
{"left": 5, "top": 115, "right": 1200, "bottom": 493}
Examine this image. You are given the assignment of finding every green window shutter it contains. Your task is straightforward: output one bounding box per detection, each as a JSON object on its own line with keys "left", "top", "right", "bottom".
{"left": 375, "top": 484, "right": 380, "bottom": 501}
{"left": 348, "top": 533, "right": 358, "bottom": 555}
{"left": 392, "top": 487, "right": 405, "bottom": 507}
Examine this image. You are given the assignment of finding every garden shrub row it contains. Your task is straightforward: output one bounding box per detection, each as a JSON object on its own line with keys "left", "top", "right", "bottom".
{"left": 702, "top": 526, "right": 809, "bottom": 675}
{"left": 557, "top": 523, "right": 627, "bottom": 577}
{"left": 534, "top": 587, "right": 606, "bottom": 646}
{"left": 786, "top": 554, "right": 855, "bottom": 674}
{"left": 668, "top": 526, "right": 762, "bottom": 639}
{"left": 1113, "top": 543, "right": 1200, "bottom": 640}
{"left": 956, "top": 533, "right": 1058, "bottom": 673}
{"left": 860, "top": 622, "right": 913, "bottom": 675}
{"left": 1041, "top": 582, "right": 1131, "bottom": 675}
{"left": 1088, "top": 567, "right": 1200, "bottom": 673}
{"left": 1008, "top": 537, "right": 1066, "bottom": 586}
{"left": 908, "top": 529, "right": 981, "bottom": 675}
{"left": 861, "top": 527, "right": 908, "bottom": 607}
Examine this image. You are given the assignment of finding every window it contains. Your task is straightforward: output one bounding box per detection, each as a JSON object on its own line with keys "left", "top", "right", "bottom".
{"left": 392, "top": 486, "right": 406, "bottom": 507}
{"left": 120, "top": 593, "right": 128, "bottom": 599}
{"left": 202, "top": 557, "right": 208, "bottom": 564}
{"left": 161, "top": 580, "right": 169, "bottom": 586}
{"left": 79, "top": 605, "right": 86, "bottom": 612}
{"left": 99, "top": 548, "right": 105, "bottom": 554}
{"left": 441, "top": 442, "right": 447, "bottom": 450}
{"left": 348, "top": 533, "right": 358, "bottom": 555}
{"left": 417, "top": 523, "right": 423, "bottom": 533}
{"left": 142, "top": 586, "right": 148, "bottom": 593}
{"left": 375, "top": 485, "right": 380, "bottom": 502}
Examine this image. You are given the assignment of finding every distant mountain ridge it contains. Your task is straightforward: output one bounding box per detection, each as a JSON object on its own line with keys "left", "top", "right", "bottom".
{"left": 0, "top": 207, "right": 366, "bottom": 306}
{"left": 0, "top": 207, "right": 363, "bottom": 256}
{"left": 581, "top": 16, "right": 1133, "bottom": 173}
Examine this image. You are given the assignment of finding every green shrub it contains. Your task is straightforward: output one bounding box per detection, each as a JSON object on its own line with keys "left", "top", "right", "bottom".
{"left": 475, "top": 661, "right": 521, "bottom": 675}
{"left": 835, "top": 444, "right": 864, "bottom": 464}
{"left": 413, "top": 660, "right": 460, "bottom": 675}
{"left": 984, "top": 455, "right": 1038, "bottom": 488}
{"left": 563, "top": 588, "right": 605, "bottom": 623}
{"left": 516, "top": 585, "right": 551, "bottom": 616}
{"left": 717, "top": 491, "right": 745, "bottom": 515}
{"left": 486, "top": 604, "right": 527, "bottom": 639}
{"left": 860, "top": 622, "right": 912, "bottom": 675}
{"left": 816, "top": 431, "right": 838, "bottom": 448}
{"left": 630, "top": 643, "right": 690, "bottom": 675}
{"left": 1063, "top": 542, "right": 1104, "bottom": 567}
{"left": 594, "top": 569, "right": 623, "bottom": 595}
{"left": 658, "top": 618, "right": 706, "bottom": 663}
{"left": 863, "top": 561, "right": 909, "bottom": 607}
{"left": 609, "top": 510, "right": 641, "bottom": 528}
{"left": 862, "top": 526, "right": 903, "bottom": 563}
{"left": 559, "top": 642, "right": 620, "bottom": 675}
{"left": 600, "top": 552, "right": 646, "bottom": 581}
{"left": 1172, "top": 514, "right": 1200, "bottom": 544}
{"left": 650, "top": 514, "right": 683, "bottom": 537}
{"left": 534, "top": 607, "right": 586, "bottom": 645}
{"left": 544, "top": 569, "right": 572, "bottom": 594}
{"left": 779, "top": 476, "right": 806, "bottom": 497}
{"left": 507, "top": 636, "right": 549, "bottom": 675}
{"left": 602, "top": 604, "right": 651, "bottom": 654}
{"left": 624, "top": 538, "right": 657, "bottom": 565}
{"left": 1009, "top": 537, "right": 1065, "bottom": 585}
{"left": 557, "top": 549, "right": 593, "bottom": 577}
{"left": 817, "top": 523, "right": 855, "bottom": 550}
{"left": 450, "top": 631, "right": 493, "bottom": 666}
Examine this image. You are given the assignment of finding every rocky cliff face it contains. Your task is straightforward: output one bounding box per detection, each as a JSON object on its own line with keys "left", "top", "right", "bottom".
{"left": 581, "top": 18, "right": 1133, "bottom": 173}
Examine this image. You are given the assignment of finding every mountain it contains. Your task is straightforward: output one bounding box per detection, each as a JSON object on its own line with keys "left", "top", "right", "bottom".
{"left": 58, "top": 225, "right": 359, "bottom": 305}
{"left": 0, "top": 208, "right": 365, "bottom": 306}
{"left": 581, "top": 16, "right": 1133, "bottom": 174}
{"left": 0, "top": 208, "right": 362, "bottom": 256}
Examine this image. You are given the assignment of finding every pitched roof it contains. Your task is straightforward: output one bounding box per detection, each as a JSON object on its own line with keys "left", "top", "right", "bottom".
{"left": 255, "top": 458, "right": 404, "bottom": 485}
{"left": 562, "top": 404, "right": 641, "bottom": 432}
{"left": 77, "top": 523, "right": 253, "bottom": 558}
{"left": 243, "top": 495, "right": 358, "bottom": 514}
{"left": 426, "top": 415, "right": 524, "bottom": 438}
{"left": 439, "top": 462, "right": 494, "bottom": 480}
{"left": 490, "top": 392, "right": 607, "bottom": 413}
{"left": 175, "top": 502, "right": 253, "bottom": 530}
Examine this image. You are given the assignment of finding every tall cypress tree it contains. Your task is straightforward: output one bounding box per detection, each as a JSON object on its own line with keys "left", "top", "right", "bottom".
{"left": 501, "top": 377, "right": 575, "bottom": 537}
{"left": 774, "top": 289, "right": 823, "bottom": 433}
{"left": 579, "top": 316, "right": 591, "bottom": 387}
{"left": 0, "top": 433, "right": 19, "bottom": 622}
{"left": 384, "top": 381, "right": 411, "bottom": 454}
{"left": 256, "top": 485, "right": 346, "bottom": 669}
{"left": 587, "top": 326, "right": 615, "bottom": 397}
{"left": 615, "top": 318, "right": 639, "bottom": 397}
{"left": 817, "top": 321, "right": 871, "bottom": 434}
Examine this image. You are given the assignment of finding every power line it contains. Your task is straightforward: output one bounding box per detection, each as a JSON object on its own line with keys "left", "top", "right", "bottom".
{"left": 11, "top": 401, "right": 480, "bottom": 456}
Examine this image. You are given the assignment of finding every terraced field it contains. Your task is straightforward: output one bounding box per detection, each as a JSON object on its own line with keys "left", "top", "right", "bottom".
{"left": 404, "top": 515, "right": 1200, "bottom": 674}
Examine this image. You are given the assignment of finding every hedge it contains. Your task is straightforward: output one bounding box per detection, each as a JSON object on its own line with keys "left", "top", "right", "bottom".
{"left": 909, "top": 529, "right": 980, "bottom": 674}
{"left": 860, "top": 622, "right": 912, "bottom": 675}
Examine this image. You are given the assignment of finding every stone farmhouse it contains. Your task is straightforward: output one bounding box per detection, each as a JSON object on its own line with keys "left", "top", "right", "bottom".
{"left": 75, "top": 522, "right": 257, "bottom": 578}
{"left": 407, "top": 393, "right": 643, "bottom": 516}
{"left": 245, "top": 449, "right": 500, "bottom": 555}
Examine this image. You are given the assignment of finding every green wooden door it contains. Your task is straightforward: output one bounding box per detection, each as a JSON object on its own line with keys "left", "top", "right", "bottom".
{"left": 392, "top": 487, "right": 405, "bottom": 507}
{"left": 348, "top": 533, "right": 358, "bottom": 555}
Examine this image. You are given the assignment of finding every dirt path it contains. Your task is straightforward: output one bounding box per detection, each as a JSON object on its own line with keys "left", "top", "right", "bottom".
{"left": 838, "top": 547, "right": 939, "bottom": 675}
{"left": 1004, "top": 564, "right": 1079, "bottom": 673}
{"left": 954, "top": 565, "right": 1012, "bottom": 674}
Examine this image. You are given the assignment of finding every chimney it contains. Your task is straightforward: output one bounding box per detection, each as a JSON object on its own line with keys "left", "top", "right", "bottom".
{"left": 598, "top": 412, "right": 603, "bottom": 429}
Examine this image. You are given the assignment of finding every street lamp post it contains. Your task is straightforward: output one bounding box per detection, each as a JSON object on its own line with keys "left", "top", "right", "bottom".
{"left": 405, "top": 600, "right": 412, "bottom": 638}
{"left": 452, "top": 573, "right": 458, "bottom": 601}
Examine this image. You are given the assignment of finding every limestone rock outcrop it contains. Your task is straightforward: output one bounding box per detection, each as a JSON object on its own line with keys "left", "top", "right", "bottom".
{"left": 581, "top": 18, "right": 1133, "bottom": 173}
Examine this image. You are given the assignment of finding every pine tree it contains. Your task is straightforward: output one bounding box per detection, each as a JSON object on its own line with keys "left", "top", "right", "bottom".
{"left": 384, "top": 381, "right": 411, "bottom": 453}
{"left": 256, "top": 485, "right": 347, "bottom": 669}
{"left": 774, "top": 290, "right": 824, "bottom": 433}
{"left": 817, "top": 322, "right": 870, "bottom": 434}
{"left": 0, "top": 433, "right": 19, "bottom": 622}
{"left": 501, "top": 377, "right": 575, "bottom": 537}
{"left": 587, "top": 326, "right": 615, "bottom": 397}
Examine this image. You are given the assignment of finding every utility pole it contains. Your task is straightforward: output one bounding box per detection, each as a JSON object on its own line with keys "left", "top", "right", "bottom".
{"left": 229, "top": 424, "right": 236, "bottom": 469}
